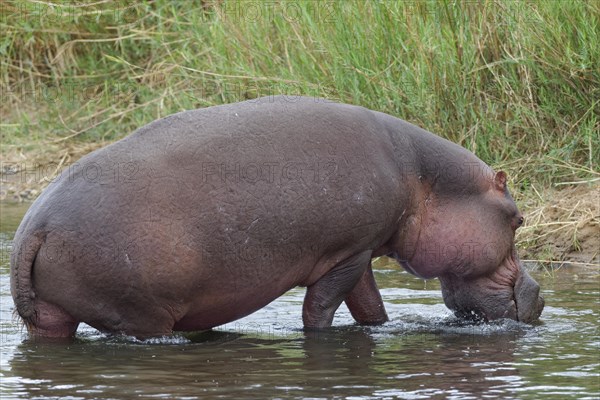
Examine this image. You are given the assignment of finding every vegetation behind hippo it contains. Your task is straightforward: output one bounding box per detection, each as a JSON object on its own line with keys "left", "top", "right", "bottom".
{"left": 2, "top": 1, "right": 597, "bottom": 265}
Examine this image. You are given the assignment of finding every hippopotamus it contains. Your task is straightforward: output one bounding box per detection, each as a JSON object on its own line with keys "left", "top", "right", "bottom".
{"left": 11, "top": 96, "right": 544, "bottom": 338}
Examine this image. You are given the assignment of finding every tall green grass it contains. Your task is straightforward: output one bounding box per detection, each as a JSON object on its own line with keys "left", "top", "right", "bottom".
{"left": 1, "top": 0, "right": 598, "bottom": 185}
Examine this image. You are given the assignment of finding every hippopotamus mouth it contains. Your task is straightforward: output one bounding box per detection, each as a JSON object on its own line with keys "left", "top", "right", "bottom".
{"left": 454, "top": 297, "right": 544, "bottom": 324}
{"left": 439, "top": 257, "right": 545, "bottom": 324}
{"left": 457, "top": 274, "right": 544, "bottom": 324}
{"left": 453, "top": 309, "right": 488, "bottom": 323}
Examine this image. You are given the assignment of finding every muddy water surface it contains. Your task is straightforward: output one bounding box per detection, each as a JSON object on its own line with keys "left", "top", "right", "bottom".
{"left": 1, "top": 202, "right": 598, "bottom": 399}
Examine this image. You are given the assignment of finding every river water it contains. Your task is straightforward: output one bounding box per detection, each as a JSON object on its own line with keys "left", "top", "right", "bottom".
{"left": 0, "top": 202, "right": 598, "bottom": 399}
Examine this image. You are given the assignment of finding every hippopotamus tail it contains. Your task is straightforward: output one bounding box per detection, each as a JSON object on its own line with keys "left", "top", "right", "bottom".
{"left": 10, "top": 227, "right": 80, "bottom": 338}
{"left": 10, "top": 230, "right": 45, "bottom": 327}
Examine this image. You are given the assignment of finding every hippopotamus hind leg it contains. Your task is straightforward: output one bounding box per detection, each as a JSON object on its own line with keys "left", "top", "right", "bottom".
{"left": 26, "top": 300, "right": 79, "bottom": 338}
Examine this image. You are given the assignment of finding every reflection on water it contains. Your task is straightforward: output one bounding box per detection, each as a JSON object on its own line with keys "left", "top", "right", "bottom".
{"left": 1, "top": 202, "right": 598, "bottom": 399}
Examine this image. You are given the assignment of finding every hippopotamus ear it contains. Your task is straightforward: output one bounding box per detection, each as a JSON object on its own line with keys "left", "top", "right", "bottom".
{"left": 494, "top": 171, "right": 507, "bottom": 192}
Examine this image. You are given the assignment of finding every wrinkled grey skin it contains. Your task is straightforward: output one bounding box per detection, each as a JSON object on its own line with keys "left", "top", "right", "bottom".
{"left": 10, "top": 96, "right": 544, "bottom": 338}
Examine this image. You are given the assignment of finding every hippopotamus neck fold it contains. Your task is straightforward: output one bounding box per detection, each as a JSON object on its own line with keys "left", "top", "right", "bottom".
{"left": 377, "top": 113, "right": 498, "bottom": 279}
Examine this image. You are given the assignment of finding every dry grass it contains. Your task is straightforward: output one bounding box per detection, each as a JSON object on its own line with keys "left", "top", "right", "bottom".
{"left": 1, "top": 142, "right": 102, "bottom": 200}
{"left": 501, "top": 158, "right": 600, "bottom": 268}
{"left": 518, "top": 184, "right": 599, "bottom": 268}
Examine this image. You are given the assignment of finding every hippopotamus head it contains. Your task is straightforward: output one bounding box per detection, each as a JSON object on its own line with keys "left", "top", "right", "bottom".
{"left": 395, "top": 169, "right": 544, "bottom": 323}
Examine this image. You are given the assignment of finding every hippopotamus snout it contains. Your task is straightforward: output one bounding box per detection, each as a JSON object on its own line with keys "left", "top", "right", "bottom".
{"left": 514, "top": 271, "right": 544, "bottom": 323}
{"left": 440, "top": 266, "right": 544, "bottom": 324}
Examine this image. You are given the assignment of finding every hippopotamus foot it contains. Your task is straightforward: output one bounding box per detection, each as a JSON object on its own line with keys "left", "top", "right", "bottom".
{"left": 303, "top": 250, "right": 381, "bottom": 328}
{"left": 344, "top": 263, "right": 389, "bottom": 325}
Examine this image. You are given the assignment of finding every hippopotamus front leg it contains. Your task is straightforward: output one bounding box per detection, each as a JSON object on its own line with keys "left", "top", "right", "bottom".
{"left": 303, "top": 250, "right": 379, "bottom": 328}
{"left": 344, "top": 263, "right": 389, "bottom": 325}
